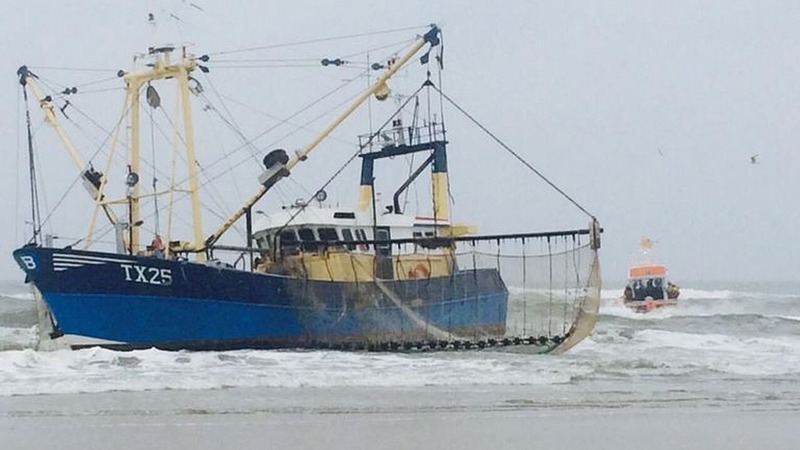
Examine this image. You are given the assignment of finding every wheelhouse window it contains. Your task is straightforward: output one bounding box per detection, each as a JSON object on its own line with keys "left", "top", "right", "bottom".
{"left": 297, "top": 228, "right": 315, "bottom": 241}
{"left": 298, "top": 228, "right": 320, "bottom": 252}
{"left": 279, "top": 230, "right": 299, "bottom": 255}
{"left": 317, "top": 227, "right": 338, "bottom": 242}
{"left": 412, "top": 231, "right": 422, "bottom": 250}
{"left": 280, "top": 230, "right": 298, "bottom": 244}
{"left": 255, "top": 235, "right": 269, "bottom": 250}
{"left": 375, "top": 228, "right": 391, "bottom": 256}
{"left": 341, "top": 228, "right": 356, "bottom": 250}
{"left": 355, "top": 229, "right": 369, "bottom": 250}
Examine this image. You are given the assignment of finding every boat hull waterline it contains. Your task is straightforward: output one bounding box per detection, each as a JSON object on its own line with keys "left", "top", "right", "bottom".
{"left": 622, "top": 298, "right": 678, "bottom": 313}
{"left": 13, "top": 246, "right": 516, "bottom": 351}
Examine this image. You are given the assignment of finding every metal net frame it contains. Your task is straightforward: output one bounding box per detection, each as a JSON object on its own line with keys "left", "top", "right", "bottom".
{"left": 238, "top": 227, "right": 602, "bottom": 353}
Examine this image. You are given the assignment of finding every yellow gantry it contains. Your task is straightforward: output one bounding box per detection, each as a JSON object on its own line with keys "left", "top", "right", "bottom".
{"left": 120, "top": 47, "right": 205, "bottom": 258}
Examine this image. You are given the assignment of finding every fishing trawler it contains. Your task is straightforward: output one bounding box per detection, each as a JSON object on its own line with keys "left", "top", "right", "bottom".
{"left": 12, "top": 25, "right": 601, "bottom": 352}
{"left": 622, "top": 238, "right": 679, "bottom": 313}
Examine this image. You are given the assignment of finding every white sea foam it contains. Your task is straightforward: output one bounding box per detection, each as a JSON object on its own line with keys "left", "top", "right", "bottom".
{"left": 599, "top": 285, "right": 800, "bottom": 320}
{"left": 775, "top": 315, "right": 800, "bottom": 322}
{"left": 600, "top": 288, "right": 625, "bottom": 301}
{"left": 0, "top": 347, "right": 594, "bottom": 396}
{"left": 602, "top": 286, "right": 797, "bottom": 302}
{"left": 3, "top": 324, "right": 797, "bottom": 396}
{"left": 599, "top": 298, "right": 677, "bottom": 320}
{"left": 2, "top": 282, "right": 798, "bottom": 397}
{"left": 548, "top": 287, "right": 742, "bottom": 304}
{"left": 600, "top": 287, "right": 736, "bottom": 301}
{"left": 0, "top": 292, "right": 35, "bottom": 301}
{"left": 576, "top": 328, "right": 800, "bottom": 378}
{"left": 676, "top": 288, "right": 737, "bottom": 300}
{"left": 0, "top": 326, "right": 37, "bottom": 351}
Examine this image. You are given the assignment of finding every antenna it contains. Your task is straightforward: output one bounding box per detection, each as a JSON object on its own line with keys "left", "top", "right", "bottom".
{"left": 145, "top": 1, "right": 205, "bottom": 47}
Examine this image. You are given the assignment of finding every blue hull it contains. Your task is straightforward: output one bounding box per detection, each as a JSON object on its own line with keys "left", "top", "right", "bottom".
{"left": 12, "top": 246, "right": 508, "bottom": 350}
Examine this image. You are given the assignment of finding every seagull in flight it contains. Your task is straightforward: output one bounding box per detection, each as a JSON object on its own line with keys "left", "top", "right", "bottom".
{"left": 750, "top": 154, "right": 759, "bottom": 164}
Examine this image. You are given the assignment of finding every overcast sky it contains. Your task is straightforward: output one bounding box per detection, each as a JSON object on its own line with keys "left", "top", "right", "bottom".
{"left": 1, "top": 1, "right": 798, "bottom": 284}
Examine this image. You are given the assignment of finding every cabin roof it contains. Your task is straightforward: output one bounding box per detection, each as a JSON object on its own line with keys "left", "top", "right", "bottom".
{"left": 253, "top": 205, "right": 450, "bottom": 233}
{"left": 628, "top": 264, "right": 667, "bottom": 278}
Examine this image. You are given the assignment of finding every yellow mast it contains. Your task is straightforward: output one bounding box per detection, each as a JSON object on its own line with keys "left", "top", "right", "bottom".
{"left": 128, "top": 72, "right": 142, "bottom": 253}
{"left": 201, "top": 25, "right": 441, "bottom": 251}
{"left": 21, "top": 47, "right": 204, "bottom": 256}
{"left": 177, "top": 64, "right": 205, "bottom": 260}
{"left": 121, "top": 46, "right": 203, "bottom": 257}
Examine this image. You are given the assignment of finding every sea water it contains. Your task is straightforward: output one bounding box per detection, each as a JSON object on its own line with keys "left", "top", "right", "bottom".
{"left": 1, "top": 279, "right": 798, "bottom": 403}
{"left": 1, "top": 279, "right": 799, "bottom": 449}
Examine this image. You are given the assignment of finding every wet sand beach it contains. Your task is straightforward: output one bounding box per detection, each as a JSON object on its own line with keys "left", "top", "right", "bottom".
{"left": 2, "top": 385, "right": 799, "bottom": 450}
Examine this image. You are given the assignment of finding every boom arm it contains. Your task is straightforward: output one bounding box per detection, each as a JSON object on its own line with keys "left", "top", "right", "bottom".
{"left": 17, "top": 66, "right": 120, "bottom": 226}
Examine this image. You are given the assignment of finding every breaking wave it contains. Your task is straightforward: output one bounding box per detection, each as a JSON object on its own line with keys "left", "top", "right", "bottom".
{"left": 1, "top": 282, "right": 798, "bottom": 396}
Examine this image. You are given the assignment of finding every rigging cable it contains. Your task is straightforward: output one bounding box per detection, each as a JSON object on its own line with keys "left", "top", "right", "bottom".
{"left": 205, "top": 63, "right": 341, "bottom": 70}
{"left": 36, "top": 76, "right": 132, "bottom": 176}
{"left": 431, "top": 85, "right": 597, "bottom": 221}
{"left": 401, "top": 96, "right": 421, "bottom": 213}
{"left": 198, "top": 89, "right": 261, "bottom": 168}
{"left": 36, "top": 97, "right": 132, "bottom": 230}
{"left": 563, "top": 236, "right": 569, "bottom": 333}
{"left": 153, "top": 107, "right": 246, "bottom": 240}
{"left": 548, "top": 237, "right": 554, "bottom": 336}
{"left": 273, "top": 82, "right": 428, "bottom": 235}
{"left": 401, "top": 101, "right": 417, "bottom": 214}
{"left": 367, "top": 53, "right": 374, "bottom": 153}
{"left": 74, "top": 87, "right": 125, "bottom": 95}
{"left": 27, "top": 73, "right": 190, "bottom": 241}
{"left": 522, "top": 238, "right": 528, "bottom": 336}
{"left": 15, "top": 88, "right": 21, "bottom": 244}
{"left": 190, "top": 34, "right": 420, "bottom": 187}
{"left": 209, "top": 39, "right": 416, "bottom": 68}
{"left": 26, "top": 66, "right": 118, "bottom": 73}
{"left": 147, "top": 83, "right": 160, "bottom": 234}
{"left": 195, "top": 79, "right": 252, "bottom": 202}
{"left": 340, "top": 38, "right": 418, "bottom": 61}
{"left": 424, "top": 73, "right": 433, "bottom": 216}
{"left": 208, "top": 54, "right": 417, "bottom": 71}
{"left": 192, "top": 68, "right": 364, "bottom": 180}
{"left": 75, "top": 75, "right": 120, "bottom": 90}
{"left": 196, "top": 74, "right": 366, "bottom": 188}
{"left": 208, "top": 25, "right": 429, "bottom": 57}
